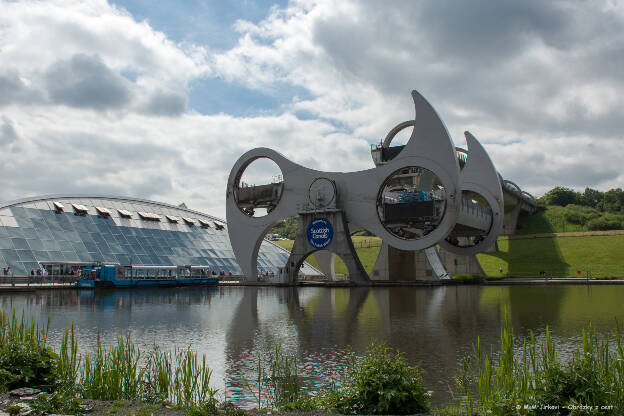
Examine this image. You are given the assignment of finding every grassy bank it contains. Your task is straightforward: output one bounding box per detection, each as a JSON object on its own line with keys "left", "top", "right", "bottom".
{"left": 516, "top": 205, "right": 624, "bottom": 235}
{"left": 277, "top": 233, "right": 624, "bottom": 278}
{"left": 275, "top": 236, "right": 382, "bottom": 276}
{"left": 477, "top": 234, "right": 624, "bottom": 278}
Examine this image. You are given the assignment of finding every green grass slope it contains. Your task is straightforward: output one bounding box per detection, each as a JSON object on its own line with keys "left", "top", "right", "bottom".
{"left": 516, "top": 205, "right": 624, "bottom": 235}
{"left": 276, "top": 232, "right": 623, "bottom": 279}
{"left": 477, "top": 234, "right": 624, "bottom": 278}
{"left": 275, "top": 236, "right": 381, "bottom": 275}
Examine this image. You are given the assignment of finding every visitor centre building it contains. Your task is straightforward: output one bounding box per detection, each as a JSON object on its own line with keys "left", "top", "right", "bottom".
{"left": 0, "top": 195, "right": 292, "bottom": 277}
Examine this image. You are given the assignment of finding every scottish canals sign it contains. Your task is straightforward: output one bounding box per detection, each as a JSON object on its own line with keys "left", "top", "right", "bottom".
{"left": 307, "top": 218, "right": 334, "bottom": 249}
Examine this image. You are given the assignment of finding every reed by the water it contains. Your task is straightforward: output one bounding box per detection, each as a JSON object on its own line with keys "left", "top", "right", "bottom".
{"left": 449, "top": 311, "right": 624, "bottom": 415}
{"left": 0, "top": 309, "right": 217, "bottom": 408}
{"left": 2, "top": 308, "right": 623, "bottom": 415}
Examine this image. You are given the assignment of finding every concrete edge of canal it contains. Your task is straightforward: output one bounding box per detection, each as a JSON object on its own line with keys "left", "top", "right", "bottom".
{"left": 2, "top": 277, "right": 624, "bottom": 292}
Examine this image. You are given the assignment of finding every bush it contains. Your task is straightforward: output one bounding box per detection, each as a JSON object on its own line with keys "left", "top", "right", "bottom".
{"left": 586, "top": 215, "right": 622, "bottom": 231}
{"left": 0, "top": 311, "right": 60, "bottom": 392}
{"left": 452, "top": 274, "right": 484, "bottom": 282}
{"left": 452, "top": 312, "right": 624, "bottom": 415}
{"left": 0, "top": 341, "right": 59, "bottom": 391}
{"left": 541, "top": 187, "right": 582, "bottom": 207}
{"left": 562, "top": 204, "right": 601, "bottom": 225}
{"left": 327, "top": 342, "right": 430, "bottom": 415}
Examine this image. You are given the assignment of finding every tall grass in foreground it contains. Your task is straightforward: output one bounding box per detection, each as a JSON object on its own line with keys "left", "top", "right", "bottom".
{"left": 449, "top": 312, "right": 624, "bottom": 415}
{"left": 0, "top": 309, "right": 216, "bottom": 407}
{"left": 79, "top": 335, "right": 217, "bottom": 406}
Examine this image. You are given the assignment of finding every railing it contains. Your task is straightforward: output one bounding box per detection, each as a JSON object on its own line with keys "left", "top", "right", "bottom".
{"left": 352, "top": 239, "right": 382, "bottom": 249}
{"left": 0, "top": 274, "right": 79, "bottom": 287}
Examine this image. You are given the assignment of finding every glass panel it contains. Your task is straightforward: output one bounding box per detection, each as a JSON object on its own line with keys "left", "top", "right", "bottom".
{"left": 27, "top": 239, "right": 44, "bottom": 251}
{"left": 108, "top": 242, "right": 124, "bottom": 254}
{"left": 113, "top": 234, "right": 127, "bottom": 244}
{"left": 10, "top": 207, "right": 27, "bottom": 217}
{"left": 84, "top": 242, "right": 99, "bottom": 253}
{"left": 0, "top": 238, "right": 14, "bottom": 249}
{"left": 37, "top": 230, "right": 53, "bottom": 240}
{"left": 96, "top": 241, "right": 112, "bottom": 252}
{"left": 116, "top": 254, "right": 131, "bottom": 265}
{"left": 121, "top": 244, "right": 136, "bottom": 254}
{"left": 31, "top": 218, "right": 48, "bottom": 230}
{"left": 65, "top": 231, "right": 81, "bottom": 242}
{"left": 139, "top": 255, "right": 153, "bottom": 265}
{"left": 26, "top": 208, "right": 43, "bottom": 219}
{"left": 47, "top": 251, "right": 62, "bottom": 261}
{"left": 91, "top": 233, "right": 105, "bottom": 244}
{"left": 72, "top": 242, "right": 88, "bottom": 252}
{"left": 21, "top": 228, "right": 38, "bottom": 239}
{"left": 12, "top": 238, "right": 30, "bottom": 250}
{"left": 75, "top": 251, "right": 92, "bottom": 262}
{"left": 0, "top": 249, "right": 19, "bottom": 262}
{"left": 6, "top": 227, "right": 24, "bottom": 238}
{"left": 17, "top": 250, "right": 36, "bottom": 262}
{"left": 58, "top": 241, "right": 74, "bottom": 251}
{"left": 42, "top": 240, "right": 60, "bottom": 251}
{"left": 80, "top": 233, "right": 94, "bottom": 243}
{"left": 33, "top": 251, "right": 50, "bottom": 262}
{"left": 62, "top": 251, "right": 79, "bottom": 262}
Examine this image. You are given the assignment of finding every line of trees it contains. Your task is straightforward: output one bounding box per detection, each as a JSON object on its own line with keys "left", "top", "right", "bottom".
{"left": 539, "top": 187, "right": 624, "bottom": 213}
{"left": 538, "top": 187, "right": 623, "bottom": 231}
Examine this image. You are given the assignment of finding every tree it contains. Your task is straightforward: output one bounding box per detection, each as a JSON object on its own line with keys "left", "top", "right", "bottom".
{"left": 541, "top": 187, "right": 581, "bottom": 207}
{"left": 581, "top": 188, "right": 603, "bottom": 208}
{"left": 603, "top": 188, "right": 624, "bottom": 213}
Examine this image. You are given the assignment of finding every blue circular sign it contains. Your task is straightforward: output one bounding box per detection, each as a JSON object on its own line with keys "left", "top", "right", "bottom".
{"left": 307, "top": 218, "right": 334, "bottom": 249}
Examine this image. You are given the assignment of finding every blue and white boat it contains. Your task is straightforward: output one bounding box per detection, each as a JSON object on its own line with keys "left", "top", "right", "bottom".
{"left": 77, "top": 264, "right": 219, "bottom": 288}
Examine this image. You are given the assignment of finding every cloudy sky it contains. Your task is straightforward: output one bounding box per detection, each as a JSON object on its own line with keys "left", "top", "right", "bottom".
{"left": 1, "top": 0, "right": 623, "bottom": 217}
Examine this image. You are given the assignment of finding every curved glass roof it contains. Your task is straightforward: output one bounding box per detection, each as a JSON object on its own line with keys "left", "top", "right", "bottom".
{"left": 0, "top": 195, "right": 295, "bottom": 276}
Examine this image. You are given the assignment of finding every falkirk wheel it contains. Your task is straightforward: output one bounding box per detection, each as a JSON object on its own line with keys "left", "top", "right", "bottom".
{"left": 226, "top": 90, "right": 503, "bottom": 285}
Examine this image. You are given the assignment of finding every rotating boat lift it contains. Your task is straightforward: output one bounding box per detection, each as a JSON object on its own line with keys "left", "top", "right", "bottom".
{"left": 226, "top": 90, "right": 506, "bottom": 284}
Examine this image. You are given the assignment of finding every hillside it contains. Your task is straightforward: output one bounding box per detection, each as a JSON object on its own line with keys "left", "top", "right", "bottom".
{"left": 516, "top": 205, "right": 624, "bottom": 235}
{"left": 477, "top": 233, "right": 624, "bottom": 278}
{"left": 276, "top": 232, "right": 624, "bottom": 279}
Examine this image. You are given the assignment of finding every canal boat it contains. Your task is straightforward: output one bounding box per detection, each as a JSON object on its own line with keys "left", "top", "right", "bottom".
{"left": 77, "top": 264, "right": 219, "bottom": 288}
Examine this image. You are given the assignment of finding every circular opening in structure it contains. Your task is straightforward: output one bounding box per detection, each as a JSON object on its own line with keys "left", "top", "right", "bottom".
{"left": 376, "top": 166, "right": 447, "bottom": 240}
{"left": 350, "top": 229, "right": 382, "bottom": 276}
{"left": 389, "top": 125, "right": 413, "bottom": 147}
{"left": 235, "top": 157, "right": 284, "bottom": 217}
{"left": 444, "top": 190, "right": 493, "bottom": 248}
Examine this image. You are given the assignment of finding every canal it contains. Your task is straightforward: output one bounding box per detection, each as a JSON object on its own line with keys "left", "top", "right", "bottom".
{"left": 1, "top": 285, "right": 623, "bottom": 407}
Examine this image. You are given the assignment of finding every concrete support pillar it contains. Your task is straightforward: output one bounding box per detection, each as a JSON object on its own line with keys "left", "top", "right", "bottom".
{"left": 369, "top": 242, "right": 485, "bottom": 280}
{"left": 284, "top": 211, "right": 370, "bottom": 285}
{"left": 369, "top": 243, "right": 437, "bottom": 281}
{"left": 502, "top": 202, "right": 522, "bottom": 235}
{"left": 313, "top": 250, "right": 335, "bottom": 280}
{"left": 437, "top": 246, "right": 485, "bottom": 276}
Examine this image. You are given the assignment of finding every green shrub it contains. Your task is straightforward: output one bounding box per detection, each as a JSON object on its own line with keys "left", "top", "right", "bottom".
{"left": 327, "top": 342, "right": 430, "bottom": 415}
{"left": 29, "top": 391, "right": 86, "bottom": 416}
{"left": 452, "top": 312, "right": 624, "bottom": 415}
{"left": 586, "top": 215, "right": 622, "bottom": 231}
{"left": 452, "top": 274, "right": 483, "bottom": 282}
{"left": 562, "top": 204, "right": 601, "bottom": 225}
{"left": 0, "top": 311, "right": 60, "bottom": 392}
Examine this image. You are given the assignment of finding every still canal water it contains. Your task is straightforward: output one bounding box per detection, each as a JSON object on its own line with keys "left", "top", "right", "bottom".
{"left": 2, "top": 285, "right": 623, "bottom": 406}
